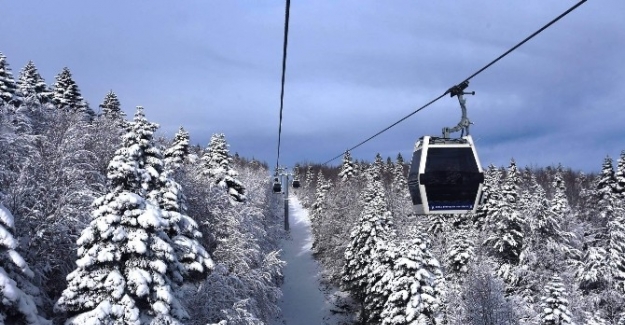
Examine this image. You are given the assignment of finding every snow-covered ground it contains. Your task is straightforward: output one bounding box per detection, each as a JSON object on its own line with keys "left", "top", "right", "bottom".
{"left": 271, "top": 196, "right": 353, "bottom": 325}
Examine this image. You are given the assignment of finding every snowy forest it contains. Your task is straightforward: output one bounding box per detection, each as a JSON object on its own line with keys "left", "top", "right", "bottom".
{"left": 1, "top": 50, "right": 625, "bottom": 325}
{"left": 0, "top": 53, "right": 286, "bottom": 324}
{"left": 298, "top": 151, "right": 625, "bottom": 324}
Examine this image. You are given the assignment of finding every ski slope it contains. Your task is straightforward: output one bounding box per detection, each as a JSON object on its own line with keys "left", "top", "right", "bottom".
{"left": 271, "top": 196, "right": 352, "bottom": 325}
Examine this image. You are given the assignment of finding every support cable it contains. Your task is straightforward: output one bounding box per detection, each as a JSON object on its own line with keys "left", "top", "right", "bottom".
{"left": 322, "top": 0, "right": 586, "bottom": 165}
{"left": 276, "top": 0, "right": 291, "bottom": 170}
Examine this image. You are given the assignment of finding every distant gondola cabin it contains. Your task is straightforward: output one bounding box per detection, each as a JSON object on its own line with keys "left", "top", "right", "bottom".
{"left": 273, "top": 177, "right": 282, "bottom": 193}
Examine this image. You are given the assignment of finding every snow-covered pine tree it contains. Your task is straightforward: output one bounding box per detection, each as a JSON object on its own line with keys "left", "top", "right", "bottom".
{"left": 0, "top": 201, "right": 49, "bottom": 324}
{"left": 55, "top": 107, "right": 188, "bottom": 324}
{"left": 474, "top": 164, "right": 501, "bottom": 230}
{"left": 385, "top": 156, "right": 393, "bottom": 174}
{"left": 338, "top": 150, "right": 357, "bottom": 182}
{"left": 596, "top": 156, "right": 616, "bottom": 211}
{"left": 574, "top": 157, "right": 617, "bottom": 295}
{"left": 389, "top": 155, "right": 410, "bottom": 217}
{"left": 300, "top": 165, "right": 315, "bottom": 208}
{"left": 539, "top": 275, "right": 574, "bottom": 325}
{"left": 201, "top": 133, "right": 246, "bottom": 202}
{"left": 616, "top": 151, "right": 625, "bottom": 199}
{"left": 127, "top": 107, "right": 212, "bottom": 283}
{"left": 608, "top": 204, "right": 625, "bottom": 293}
{"left": 396, "top": 152, "right": 404, "bottom": 166}
{"left": 16, "top": 60, "right": 52, "bottom": 105}
{"left": 374, "top": 153, "right": 385, "bottom": 176}
{"left": 342, "top": 166, "right": 393, "bottom": 308}
{"left": 372, "top": 235, "right": 444, "bottom": 325}
{"left": 447, "top": 227, "right": 476, "bottom": 276}
{"left": 154, "top": 173, "right": 214, "bottom": 285}
{"left": 310, "top": 171, "right": 331, "bottom": 224}
{"left": 576, "top": 246, "right": 610, "bottom": 293}
{"left": 0, "top": 52, "right": 19, "bottom": 107}
{"left": 51, "top": 67, "right": 93, "bottom": 118}
{"left": 551, "top": 165, "right": 571, "bottom": 219}
{"left": 486, "top": 161, "right": 525, "bottom": 268}
{"left": 164, "top": 127, "right": 190, "bottom": 172}
{"left": 99, "top": 90, "right": 125, "bottom": 120}
{"left": 507, "top": 158, "right": 522, "bottom": 188}
{"left": 304, "top": 165, "right": 314, "bottom": 189}
{"left": 391, "top": 157, "right": 408, "bottom": 196}
{"left": 528, "top": 175, "right": 557, "bottom": 236}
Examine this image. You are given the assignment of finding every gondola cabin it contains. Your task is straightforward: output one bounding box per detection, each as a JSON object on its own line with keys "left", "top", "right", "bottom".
{"left": 407, "top": 135, "right": 484, "bottom": 214}
{"left": 272, "top": 177, "right": 282, "bottom": 193}
{"left": 292, "top": 179, "right": 301, "bottom": 188}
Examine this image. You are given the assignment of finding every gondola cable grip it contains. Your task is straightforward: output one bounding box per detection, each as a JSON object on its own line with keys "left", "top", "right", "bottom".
{"left": 443, "top": 81, "right": 475, "bottom": 139}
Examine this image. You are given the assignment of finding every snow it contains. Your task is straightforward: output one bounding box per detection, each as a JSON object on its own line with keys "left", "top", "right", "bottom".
{"left": 271, "top": 196, "right": 352, "bottom": 325}
{"left": 0, "top": 204, "right": 15, "bottom": 229}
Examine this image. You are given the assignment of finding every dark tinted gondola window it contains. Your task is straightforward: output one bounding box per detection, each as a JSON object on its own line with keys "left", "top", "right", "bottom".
{"left": 408, "top": 149, "right": 423, "bottom": 205}
{"left": 422, "top": 147, "right": 483, "bottom": 211}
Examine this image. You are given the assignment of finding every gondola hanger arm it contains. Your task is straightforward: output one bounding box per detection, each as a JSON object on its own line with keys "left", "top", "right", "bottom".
{"left": 443, "top": 81, "right": 475, "bottom": 138}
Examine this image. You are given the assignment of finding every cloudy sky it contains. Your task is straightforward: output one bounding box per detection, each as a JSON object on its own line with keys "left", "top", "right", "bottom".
{"left": 2, "top": 0, "right": 624, "bottom": 172}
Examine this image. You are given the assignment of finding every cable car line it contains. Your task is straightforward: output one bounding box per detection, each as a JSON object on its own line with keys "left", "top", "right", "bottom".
{"left": 459, "top": 0, "right": 587, "bottom": 86}
{"left": 321, "top": 0, "right": 587, "bottom": 166}
{"left": 321, "top": 93, "right": 447, "bottom": 165}
{"left": 275, "top": 0, "right": 291, "bottom": 170}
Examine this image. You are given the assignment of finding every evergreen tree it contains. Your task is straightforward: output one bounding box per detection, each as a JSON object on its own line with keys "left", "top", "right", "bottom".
{"left": 447, "top": 227, "right": 476, "bottom": 276}
{"left": 507, "top": 159, "right": 522, "bottom": 188}
{"left": 551, "top": 166, "right": 571, "bottom": 219}
{"left": 539, "top": 275, "right": 574, "bottom": 325}
{"left": 164, "top": 127, "right": 190, "bottom": 171}
{"left": 616, "top": 151, "right": 625, "bottom": 198}
{"left": 99, "top": 90, "right": 125, "bottom": 120}
{"left": 576, "top": 246, "right": 610, "bottom": 293}
{"left": 575, "top": 157, "right": 618, "bottom": 294}
{"left": 0, "top": 52, "right": 19, "bottom": 107}
{"left": 367, "top": 236, "right": 444, "bottom": 325}
{"left": 0, "top": 202, "right": 49, "bottom": 324}
{"left": 396, "top": 153, "right": 404, "bottom": 166}
{"left": 52, "top": 67, "right": 93, "bottom": 117}
{"left": 16, "top": 60, "right": 52, "bottom": 104}
{"left": 154, "top": 173, "right": 214, "bottom": 285}
{"left": 310, "top": 171, "right": 331, "bottom": 224}
{"left": 596, "top": 156, "right": 616, "bottom": 208}
{"left": 338, "top": 150, "right": 357, "bottom": 182}
{"left": 475, "top": 164, "right": 501, "bottom": 230}
{"left": 126, "top": 110, "right": 212, "bottom": 282}
{"left": 300, "top": 165, "right": 315, "bottom": 208}
{"left": 374, "top": 153, "right": 384, "bottom": 175}
{"left": 391, "top": 158, "right": 408, "bottom": 196}
{"left": 201, "top": 133, "right": 246, "bottom": 202}
{"left": 389, "top": 155, "right": 410, "bottom": 217}
{"left": 608, "top": 205, "right": 625, "bottom": 293}
{"left": 55, "top": 107, "right": 189, "bottom": 324}
{"left": 528, "top": 175, "right": 561, "bottom": 238}
{"left": 385, "top": 156, "right": 393, "bottom": 174}
{"left": 342, "top": 166, "right": 393, "bottom": 304}
{"left": 486, "top": 161, "right": 525, "bottom": 267}
{"left": 304, "top": 165, "right": 314, "bottom": 189}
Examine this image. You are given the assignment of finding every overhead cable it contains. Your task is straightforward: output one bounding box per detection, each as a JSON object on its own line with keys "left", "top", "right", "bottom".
{"left": 322, "top": 0, "right": 587, "bottom": 165}
{"left": 275, "top": 0, "right": 291, "bottom": 170}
